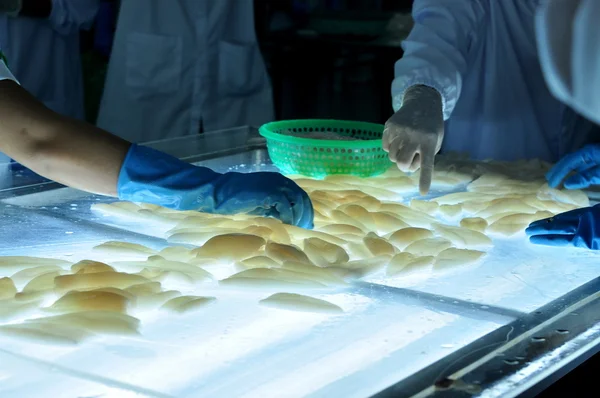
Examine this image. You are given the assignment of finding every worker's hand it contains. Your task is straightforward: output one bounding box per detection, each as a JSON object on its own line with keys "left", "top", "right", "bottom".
{"left": 525, "top": 204, "right": 600, "bottom": 249}
{"left": 383, "top": 85, "right": 444, "bottom": 195}
{"left": 202, "top": 172, "right": 314, "bottom": 229}
{"left": 118, "top": 145, "right": 314, "bottom": 228}
{"left": 546, "top": 144, "right": 600, "bottom": 189}
{"left": 0, "top": 0, "right": 21, "bottom": 15}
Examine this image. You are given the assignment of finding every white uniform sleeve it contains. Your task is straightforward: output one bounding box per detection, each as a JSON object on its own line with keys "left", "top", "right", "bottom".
{"left": 0, "top": 59, "right": 16, "bottom": 82}
{"left": 536, "top": 0, "right": 600, "bottom": 125}
{"left": 391, "top": 0, "right": 485, "bottom": 119}
{"left": 48, "top": 0, "right": 100, "bottom": 35}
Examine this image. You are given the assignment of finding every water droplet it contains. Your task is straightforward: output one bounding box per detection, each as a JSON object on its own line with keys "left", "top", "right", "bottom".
{"left": 441, "top": 344, "right": 454, "bottom": 349}
{"left": 556, "top": 329, "right": 569, "bottom": 335}
{"left": 503, "top": 359, "right": 519, "bottom": 366}
{"left": 65, "top": 231, "right": 73, "bottom": 235}
{"left": 480, "top": 305, "right": 489, "bottom": 309}
{"left": 531, "top": 336, "right": 545, "bottom": 343}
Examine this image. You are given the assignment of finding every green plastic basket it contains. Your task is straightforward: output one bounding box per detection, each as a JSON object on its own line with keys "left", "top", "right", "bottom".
{"left": 259, "top": 119, "right": 388, "bottom": 178}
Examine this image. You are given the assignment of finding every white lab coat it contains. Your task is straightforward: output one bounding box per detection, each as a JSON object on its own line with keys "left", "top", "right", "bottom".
{"left": 536, "top": 0, "right": 600, "bottom": 126}
{"left": 0, "top": 0, "right": 99, "bottom": 120}
{"left": 392, "top": 0, "right": 597, "bottom": 162}
{"left": 97, "top": 0, "right": 274, "bottom": 143}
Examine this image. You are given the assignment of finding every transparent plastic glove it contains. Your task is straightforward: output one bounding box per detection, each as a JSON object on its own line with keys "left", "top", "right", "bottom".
{"left": 526, "top": 204, "right": 600, "bottom": 249}
{"left": 546, "top": 144, "right": 600, "bottom": 189}
{"left": 118, "top": 145, "right": 314, "bottom": 228}
{"left": 0, "top": 0, "right": 21, "bottom": 16}
{"left": 383, "top": 85, "right": 444, "bottom": 195}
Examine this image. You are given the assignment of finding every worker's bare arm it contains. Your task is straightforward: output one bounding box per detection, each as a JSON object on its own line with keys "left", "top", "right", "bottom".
{"left": 0, "top": 79, "right": 129, "bottom": 196}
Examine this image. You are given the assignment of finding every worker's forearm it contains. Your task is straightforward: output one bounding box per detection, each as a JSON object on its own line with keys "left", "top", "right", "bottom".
{"left": 0, "top": 80, "right": 129, "bottom": 196}
{"left": 19, "top": 0, "right": 51, "bottom": 18}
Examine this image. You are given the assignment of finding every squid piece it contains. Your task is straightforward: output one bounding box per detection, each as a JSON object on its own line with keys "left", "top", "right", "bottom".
{"left": 32, "top": 311, "right": 140, "bottom": 336}
{"left": 317, "top": 224, "right": 364, "bottom": 236}
{"left": 54, "top": 272, "right": 151, "bottom": 292}
{"left": 71, "top": 260, "right": 115, "bottom": 274}
{"left": 434, "top": 248, "right": 486, "bottom": 270}
{"left": 259, "top": 293, "right": 343, "bottom": 314}
{"left": 377, "top": 203, "right": 436, "bottom": 228}
{"left": 219, "top": 268, "right": 327, "bottom": 289}
{"left": 48, "top": 290, "right": 130, "bottom": 313}
{"left": 363, "top": 233, "right": 396, "bottom": 256}
{"left": 370, "top": 212, "right": 410, "bottom": 233}
{"left": 0, "top": 256, "right": 71, "bottom": 274}
{"left": 92, "top": 241, "right": 156, "bottom": 259}
{"left": 125, "top": 281, "right": 163, "bottom": 296}
{"left": 475, "top": 198, "right": 539, "bottom": 218}
{"left": 145, "top": 256, "right": 214, "bottom": 281}
{"left": 433, "top": 192, "right": 498, "bottom": 206}
{"left": 485, "top": 213, "right": 544, "bottom": 237}
{"left": 11, "top": 265, "right": 65, "bottom": 285}
{"left": 22, "top": 271, "right": 63, "bottom": 293}
{"left": 386, "top": 253, "right": 434, "bottom": 277}
{"left": 0, "top": 299, "right": 41, "bottom": 322}
{"left": 404, "top": 238, "right": 453, "bottom": 256}
{"left": 439, "top": 204, "right": 462, "bottom": 219}
{"left": 433, "top": 224, "right": 493, "bottom": 248}
{"left": 346, "top": 241, "right": 373, "bottom": 259}
{"left": 462, "top": 201, "right": 493, "bottom": 214}
{"left": 158, "top": 246, "right": 196, "bottom": 263}
{"left": 280, "top": 261, "right": 348, "bottom": 286}
{"left": 283, "top": 225, "right": 348, "bottom": 247}
{"left": 134, "top": 290, "right": 181, "bottom": 310}
{"left": 168, "top": 230, "right": 237, "bottom": 246}
{"left": 249, "top": 217, "right": 293, "bottom": 245}
{"left": 241, "top": 226, "right": 274, "bottom": 241}
{"left": 0, "top": 277, "right": 17, "bottom": 300}
{"left": 379, "top": 176, "right": 416, "bottom": 193}
{"left": 336, "top": 255, "right": 392, "bottom": 278}
{"left": 337, "top": 204, "right": 377, "bottom": 231}
{"left": 536, "top": 183, "right": 589, "bottom": 207}
{"left": 459, "top": 217, "right": 488, "bottom": 233}
{"left": 303, "top": 238, "right": 349, "bottom": 267}
{"left": 265, "top": 242, "right": 312, "bottom": 265}
{"left": 388, "top": 228, "right": 434, "bottom": 250}
{"left": 237, "top": 255, "right": 282, "bottom": 270}
{"left": 192, "top": 234, "right": 266, "bottom": 261}
{"left": 330, "top": 210, "right": 370, "bottom": 232}
{"left": 409, "top": 199, "right": 439, "bottom": 215}
{"left": 91, "top": 203, "right": 140, "bottom": 220}
{"left": 111, "top": 201, "right": 143, "bottom": 212}
{"left": 0, "top": 321, "right": 93, "bottom": 345}
{"left": 161, "top": 295, "right": 216, "bottom": 314}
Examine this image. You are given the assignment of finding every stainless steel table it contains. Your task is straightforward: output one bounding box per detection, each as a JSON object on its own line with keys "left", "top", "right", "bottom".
{"left": 1, "top": 126, "right": 600, "bottom": 398}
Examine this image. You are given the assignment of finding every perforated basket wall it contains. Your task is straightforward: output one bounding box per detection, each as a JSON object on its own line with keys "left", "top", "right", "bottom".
{"left": 259, "top": 119, "right": 388, "bottom": 178}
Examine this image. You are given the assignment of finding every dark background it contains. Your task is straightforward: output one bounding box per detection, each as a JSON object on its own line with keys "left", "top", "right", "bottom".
{"left": 79, "top": 0, "right": 415, "bottom": 125}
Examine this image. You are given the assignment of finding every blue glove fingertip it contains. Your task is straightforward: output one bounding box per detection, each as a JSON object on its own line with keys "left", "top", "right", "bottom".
{"left": 563, "top": 175, "right": 587, "bottom": 190}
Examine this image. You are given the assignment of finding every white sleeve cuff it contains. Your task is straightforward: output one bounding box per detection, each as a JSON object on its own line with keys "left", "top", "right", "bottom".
{"left": 391, "top": 77, "right": 454, "bottom": 120}
{"left": 0, "top": 60, "right": 17, "bottom": 83}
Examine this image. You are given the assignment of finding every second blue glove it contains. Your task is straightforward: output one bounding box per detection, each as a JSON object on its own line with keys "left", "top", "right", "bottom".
{"left": 525, "top": 204, "right": 600, "bottom": 249}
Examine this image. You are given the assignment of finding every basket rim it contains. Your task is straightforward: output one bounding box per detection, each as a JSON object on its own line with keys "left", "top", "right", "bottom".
{"left": 259, "top": 119, "right": 384, "bottom": 149}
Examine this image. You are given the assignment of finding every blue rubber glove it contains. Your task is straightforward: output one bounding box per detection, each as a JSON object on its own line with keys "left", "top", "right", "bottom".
{"left": 118, "top": 144, "right": 314, "bottom": 228}
{"left": 546, "top": 144, "right": 600, "bottom": 189}
{"left": 525, "top": 204, "right": 600, "bottom": 249}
